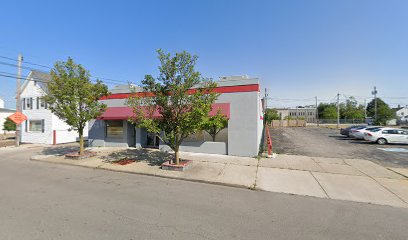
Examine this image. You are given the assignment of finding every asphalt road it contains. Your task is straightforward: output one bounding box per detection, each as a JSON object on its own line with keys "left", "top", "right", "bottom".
{"left": 1, "top": 146, "right": 408, "bottom": 240}
{"left": 270, "top": 127, "right": 408, "bottom": 168}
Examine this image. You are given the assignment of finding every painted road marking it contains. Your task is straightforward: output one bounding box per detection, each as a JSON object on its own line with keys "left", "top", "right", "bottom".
{"left": 377, "top": 148, "right": 408, "bottom": 153}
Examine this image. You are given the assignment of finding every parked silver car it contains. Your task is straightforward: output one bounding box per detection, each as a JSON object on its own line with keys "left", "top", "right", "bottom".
{"left": 363, "top": 128, "right": 408, "bottom": 144}
{"left": 349, "top": 126, "right": 384, "bottom": 139}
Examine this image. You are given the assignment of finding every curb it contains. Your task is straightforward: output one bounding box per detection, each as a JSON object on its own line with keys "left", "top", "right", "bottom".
{"left": 30, "top": 156, "right": 255, "bottom": 191}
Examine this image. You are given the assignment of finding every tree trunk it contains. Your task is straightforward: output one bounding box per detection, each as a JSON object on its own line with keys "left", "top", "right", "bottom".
{"left": 174, "top": 146, "right": 180, "bottom": 165}
{"left": 79, "top": 130, "right": 84, "bottom": 155}
{"left": 212, "top": 135, "right": 216, "bottom": 142}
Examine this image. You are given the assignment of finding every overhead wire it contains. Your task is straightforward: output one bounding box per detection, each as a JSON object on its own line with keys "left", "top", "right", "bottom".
{"left": 0, "top": 54, "right": 133, "bottom": 85}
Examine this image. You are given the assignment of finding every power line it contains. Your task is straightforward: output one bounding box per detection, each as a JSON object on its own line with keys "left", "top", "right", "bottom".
{"left": 0, "top": 73, "right": 48, "bottom": 83}
{"left": 0, "top": 67, "right": 130, "bottom": 86}
{"left": 0, "top": 61, "right": 44, "bottom": 72}
{"left": 0, "top": 71, "right": 126, "bottom": 86}
{"left": 0, "top": 54, "right": 132, "bottom": 85}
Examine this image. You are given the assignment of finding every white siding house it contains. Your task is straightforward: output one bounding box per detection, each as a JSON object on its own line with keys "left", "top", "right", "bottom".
{"left": 20, "top": 70, "right": 87, "bottom": 144}
{"left": 394, "top": 106, "right": 408, "bottom": 124}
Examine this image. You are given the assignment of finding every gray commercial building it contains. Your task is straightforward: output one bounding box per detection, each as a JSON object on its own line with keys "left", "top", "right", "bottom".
{"left": 274, "top": 106, "right": 317, "bottom": 123}
{"left": 88, "top": 76, "right": 263, "bottom": 157}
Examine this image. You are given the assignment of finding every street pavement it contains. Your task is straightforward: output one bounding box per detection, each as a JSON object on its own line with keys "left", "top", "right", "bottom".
{"left": 31, "top": 146, "right": 408, "bottom": 208}
{"left": 1, "top": 145, "right": 408, "bottom": 240}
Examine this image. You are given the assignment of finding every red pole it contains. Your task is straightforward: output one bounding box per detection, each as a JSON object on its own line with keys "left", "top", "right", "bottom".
{"left": 53, "top": 130, "right": 56, "bottom": 145}
{"left": 265, "top": 124, "right": 273, "bottom": 157}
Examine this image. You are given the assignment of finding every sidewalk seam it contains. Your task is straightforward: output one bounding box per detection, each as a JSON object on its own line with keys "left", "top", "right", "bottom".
{"left": 252, "top": 158, "right": 261, "bottom": 189}
{"left": 368, "top": 176, "right": 408, "bottom": 205}
{"left": 310, "top": 171, "right": 330, "bottom": 199}
{"left": 323, "top": 159, "right": 408, "bottom": 205}
{"left": 387, "top": 168, "right": 408, "bottom": 179}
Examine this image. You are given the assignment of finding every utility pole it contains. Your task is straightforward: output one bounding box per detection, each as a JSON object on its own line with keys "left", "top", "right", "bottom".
{"left": 264, "top": 88, "right": 268, "bottom": 110}
{"left": 336, "top": 93, "right": 340, "bottom": 129}
{"left": 15, "top": 54, "right": 23, "bottom": 147}
{"left": 364, "top": 99, "right": 367, "bottom": 119}
{"left": 315, "top": 96, "right": 319, "bottom": 126}
{"left": 372, "top": 86, "right": 378, "bottom": 122}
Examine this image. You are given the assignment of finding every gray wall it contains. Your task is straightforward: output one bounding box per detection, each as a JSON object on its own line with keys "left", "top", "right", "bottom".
{"left": 88, "top": 120, "right": 105, "bottom": 147}
{"left": 135, "top": 128, "right": 147, "bottom": 148}
{"left": 217, "top": 91, "right": 261, "bottom": 157}
{"left": 88, "top": 120, "right": 130, "bottom": 147}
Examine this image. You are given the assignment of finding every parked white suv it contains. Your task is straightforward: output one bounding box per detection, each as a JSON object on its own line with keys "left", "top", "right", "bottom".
{"left": 364, "top": 128, "right": 408, "bottom": 144}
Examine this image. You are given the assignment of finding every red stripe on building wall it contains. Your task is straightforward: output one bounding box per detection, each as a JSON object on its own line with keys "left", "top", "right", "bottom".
{"left": 100, "top": 84, "right": 260, "bottom": 100}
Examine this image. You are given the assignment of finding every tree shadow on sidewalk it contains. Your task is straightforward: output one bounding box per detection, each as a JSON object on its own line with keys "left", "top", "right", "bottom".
{"left": 41, "top": 145, "right": 81, "bottom": 156}
{"left": 100, "top": 148, "right": 173, "bottom": 166}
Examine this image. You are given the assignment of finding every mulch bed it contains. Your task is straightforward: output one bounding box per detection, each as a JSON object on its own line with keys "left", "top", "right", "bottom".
{"left": 112, "top": 158, "right": 137, "bottom": 165}
{"left": 162, "top": 160, "right": 193, "bottom": 171}
{"left": 65, "top": 151, "right": 97, "bottom": 160}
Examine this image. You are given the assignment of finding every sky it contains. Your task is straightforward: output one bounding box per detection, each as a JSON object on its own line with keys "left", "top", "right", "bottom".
{"left": 1, "top": 0, "right": 407, "bottom": 109}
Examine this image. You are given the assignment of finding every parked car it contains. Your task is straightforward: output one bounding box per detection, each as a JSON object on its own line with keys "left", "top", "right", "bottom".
{"left": 363, "top": 128, "right": 408, "bottom": 144}
{"left": 349, "top": 126, "right": 384, "bottom": 139}
{"left": 340, "top": 125, "right": 366, "bottom": 137}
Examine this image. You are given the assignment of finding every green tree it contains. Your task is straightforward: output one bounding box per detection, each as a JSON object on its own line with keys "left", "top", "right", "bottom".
{"left": 44, "top": 57, "right": 110, "bottom": 155}
{"left": 341, "top": 97, "right": 365, "bottom": 120}
{"left": 201, "top": 110, "right": 228, "bottom": 142}
{"left": 366, "top": 98, "right": 394, "bottom": 125}
{"left": 264, "top": 108, "right": 280, "bottom": 123}
{"left": 127, "top": 50, "right": 218, "bottom": 165}
{"left": 318, "top": 103, "right": 337, "bottom": 119}
{"left": 3, "top": 117, "right": 16, "bottom": 131}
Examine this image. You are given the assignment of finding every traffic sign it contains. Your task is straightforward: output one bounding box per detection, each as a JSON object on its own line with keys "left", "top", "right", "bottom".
{"left": 8, "top": 112, "right": 28, "bottom": 125}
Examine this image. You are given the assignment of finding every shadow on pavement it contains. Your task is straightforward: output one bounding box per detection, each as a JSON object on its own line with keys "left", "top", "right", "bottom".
{"left": 348, "top": 141, "right": 374, "bottom": 145}
{"left": 41, "top": 145, "right": 80, "bottom": 156}
{"left": 100, "top": 148, "right": 173, "bottom": 166}
{"left": 328, "top": 135, "right": 355, "bottom": 141}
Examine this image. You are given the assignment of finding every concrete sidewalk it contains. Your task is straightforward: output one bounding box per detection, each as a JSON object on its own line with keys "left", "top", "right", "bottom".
{"left": 30, "top": 148, "right": 408, "bottom": 208}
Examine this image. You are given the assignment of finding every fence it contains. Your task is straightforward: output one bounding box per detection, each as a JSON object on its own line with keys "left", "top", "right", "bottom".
{"left": 318, "top": 119, "right": 366, "bottom": 124}
{"left": 270, "top": 120, "right": 306, "bottom": 128}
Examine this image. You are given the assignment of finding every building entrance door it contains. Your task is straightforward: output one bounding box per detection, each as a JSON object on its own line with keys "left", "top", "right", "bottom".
{"left": 146, "top": 132, "right": 159, "bottom": 148}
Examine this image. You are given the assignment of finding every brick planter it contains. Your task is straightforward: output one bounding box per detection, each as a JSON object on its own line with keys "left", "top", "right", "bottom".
{"left": 65, "top": 151, "right": 97, "bottom": 160}
{"left": 161, "top": 160, "right": 193, "bottom": 172}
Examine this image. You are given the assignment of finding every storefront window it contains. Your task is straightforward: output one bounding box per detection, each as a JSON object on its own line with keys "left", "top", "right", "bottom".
{"left": 106, "top": 120, "right": 123, "bottom": 138}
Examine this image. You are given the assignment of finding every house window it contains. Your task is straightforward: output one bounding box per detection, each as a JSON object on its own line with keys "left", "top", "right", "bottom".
{"left": 106, "top": 120, "right": 123, "bottom": 138}
{"left": 40, "top": 98, "right": 45, "bottom": 108}
{"left": 26, "top": 98, "right": 33, "bottom": 109}
{"left": 29, "top": 120, "right": 44, "bottom": 132}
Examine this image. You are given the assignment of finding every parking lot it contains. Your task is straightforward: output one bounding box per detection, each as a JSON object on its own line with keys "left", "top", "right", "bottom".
{"left": 269, "top": 127, "right": 408, "bottom": 168}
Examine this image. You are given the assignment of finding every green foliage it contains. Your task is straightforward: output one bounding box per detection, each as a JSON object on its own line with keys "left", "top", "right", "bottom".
{"left": 127, "top": 49, "right": 219, "bottom": 164}
{"left": 366, "top": 98, "right": 394, "bottom": 125}
{"left": 3, "top": 117, "right": 16, "bottom": 131}
{"left": 264, "top": 108, "right": 280, "bottom": 123}
{"left": 318, "top": 103, "right": 337, "bottom": 119}
{"left": 201, "top": 110, "right": 228, "bottom": 141}
{"left": 340, "top": 97, "right": 365, "bottom": 120}
{"left": 44, "top": 57, "right": 110, "bottom": 154}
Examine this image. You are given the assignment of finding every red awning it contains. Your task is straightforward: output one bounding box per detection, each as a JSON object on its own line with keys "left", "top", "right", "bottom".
{"left": 97, "top": 103, "right": 230, "bottom": 120}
